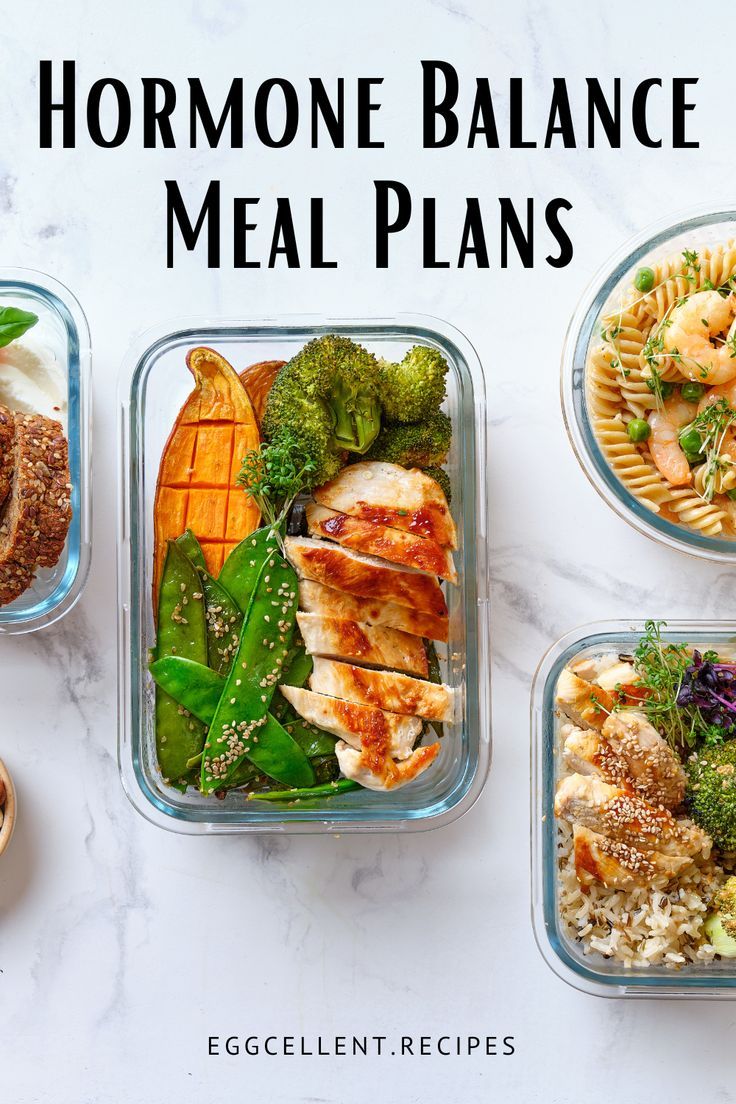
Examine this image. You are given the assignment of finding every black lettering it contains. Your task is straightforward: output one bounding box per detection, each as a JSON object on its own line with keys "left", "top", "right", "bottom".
{"left": 310, "top": 78, "right": 344, "bottom": 147}
{"left": 468, "top": 79, "right": 499, "bottom": 148}
{"left": 39, "top": 59, "right": 75, "bottom": 148}
{"left": 458, "top": 198, "right": 490, "bottom": 267}
{"left": 87, "top": 78, "right": 131, "bottom": 148}
{"left": 189, "top": 78, "right": 244, "bottom": 148}
{"left": 437, "top": 1036, "right": 450, "bottom": 1056}
{"left": 544, "top": 78, "right": 576, "bottom": 147}
{"left": 224, "top": 1037, "right": 239, "bottom": 1056}
{"left": 422, "top": 198, "right": 449, "bottom": 268}
{"left": 208, "top": 1036, "right": 219, "bottom": 1056}
{"left": 509, "top": 77, "right": 535, "bottom": 148}
{"left": 421, "top": 60, "right": 459, "bottom": 148}
{"left": 400, "top": 1037, "right": 414, "bottom": 1055}
{"left": 264, "top": 1036, "right": 277, "bottom": 1056}
{"left": 254, "top": 79, "right": 298, "bottom": 148}
{"left": 545, "top": 197, "right": 573, "bottom": 268}
{"left": 233, "top": 197, "right": 260, "bottom": 268}
{"left": 374, "top": 180, "right": 411, "bottom": 267}
{"left": 673, "top": 77, "right": 698, "bottom": 148}
{"left": 310, "top": 198, "right": 337, "bottom": 268}
{"left": 503, "top": 1036, "right": 515, "bottom": 1056}
{"left": 269, "top": 198, "right": 300, "bottom": 267}
{"left": 586, "top": 78, "right": 621, "bottom": 148}
{"left": 632, "top": 78, "right": 662, "bottom": 148}
{"left": 500, "top": 197, "right": 534, "bottom": 267}
{"left": 142, "top": 78, "right": 176, "bottom": 148}
{"left": 165, "top": 179, "right": 220, "bottom": 268}
{"left": 357, "top": 78, "right": 383, "bottom": 148}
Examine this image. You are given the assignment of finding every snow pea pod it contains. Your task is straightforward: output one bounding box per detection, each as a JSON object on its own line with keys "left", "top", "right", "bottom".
{"left": 218, "top": 525, "right": 279, "bottom": 613}
{"left": 155, "top": 541, "right": 208, "bottom": 789}
{"left": 150, "top": 655, "right": 224, "bottom": 724}
{"left": 175, "top": 528, "right": 206, "bottom": 570}
{"left": 199, "top": 571, "right": 243, "bottom": 675}
{"left": 201, "top": 552, "right": 313, "bottom": 793}
{"left": 247, "top": 779, "right": 360, "bottom": 802}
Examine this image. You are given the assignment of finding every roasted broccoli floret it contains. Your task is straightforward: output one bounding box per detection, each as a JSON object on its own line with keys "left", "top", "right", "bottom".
{"left": 262, "top": 336, "right": 382, "bottom": 489}
{"left": 364, "top": 412, "right": 452, "bottom": 469}
{"left": 423, "top": 466, "right": 452, "bottom": 503}
{"left": 379, "top": 346, "right": 448, "bottom": 424}
{"left": 704, "top": 875, "right": 736, "bottom": 957}
{"left": 685, "top": 741, "right": 736, "bottom": 850}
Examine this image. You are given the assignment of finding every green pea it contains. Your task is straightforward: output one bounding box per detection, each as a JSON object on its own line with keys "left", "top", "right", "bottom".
{"left": 646, "top": 378, "right": 674, "bottom": 398}
{"left": 627, "top": 418, "right": 651, "bottom": 443}
{"left": 681, "top": 381, "right": 706, "bottom": 403}
{"left": 635, "top": 266, "right": 655, "bottom": 293}
{"left": 679, "top": 427, "right": 703, "bottom": 455}
{"left": 684, "top": 451, "right": 705, "bottom": 466}
{"left": 727, "top": 489, "right": 736, "bottom": 501}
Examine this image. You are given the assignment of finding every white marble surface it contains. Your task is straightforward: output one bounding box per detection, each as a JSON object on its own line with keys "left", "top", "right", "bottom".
{"left": 2, "top": 1, "right": 736, "bottom": 1101}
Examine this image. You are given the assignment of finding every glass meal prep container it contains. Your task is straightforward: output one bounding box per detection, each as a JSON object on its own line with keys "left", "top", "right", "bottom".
{"left": 532, "top": 619, "right": 736, "bottom": 999}
{"left": 117, "top": 315, "right": 490, "bottom": 834}
{"left": 562, "top": 206, "right": 736, "bottom": 563}
{"left": 0, "top": 268, "right": 91, "bottom": 634}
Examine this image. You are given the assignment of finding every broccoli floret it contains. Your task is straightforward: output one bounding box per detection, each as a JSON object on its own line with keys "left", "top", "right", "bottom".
{"left": 379, "top": 346, "right": 448, "bottom": 424}
{"left": 704, "top": 876, "right": 736, "bottom": 956}
{"left": 685, "top": 741, "right": 736, "bottom": 850}
{"left": 364, "top": 412, "right": 452, "bottom": 469}
{"left": 423, "top": 466, "right": 452, "bottom": 504}
{"left": 262, "top": 336, "right": 382, "bottom": 489}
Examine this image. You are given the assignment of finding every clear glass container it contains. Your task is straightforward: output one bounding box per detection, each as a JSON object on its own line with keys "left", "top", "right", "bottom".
{"left": 117, "top": 315, "right": 490, "bottom": 833}
{"left": 562, "top": 206, "right": 736, "bottom": 562}
{"left": 531, "top": 619, "right": 736, "bottom": 998}
{"left": 0, "top": 268, "right": 91, "bottom": 633}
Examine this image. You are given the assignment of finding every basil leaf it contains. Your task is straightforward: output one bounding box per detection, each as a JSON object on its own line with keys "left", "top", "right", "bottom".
{"left": 0, "top": 307, "right": 38, "bottom": 348}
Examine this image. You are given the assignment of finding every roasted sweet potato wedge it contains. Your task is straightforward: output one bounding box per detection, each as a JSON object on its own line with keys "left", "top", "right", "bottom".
{"left": 153, "top": 346, "right": 261, "bottom": 605}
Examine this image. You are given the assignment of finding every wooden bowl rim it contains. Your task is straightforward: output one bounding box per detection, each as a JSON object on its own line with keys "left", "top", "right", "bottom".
{"left": 0, "top": 758, "right": 16, "bottom": 856}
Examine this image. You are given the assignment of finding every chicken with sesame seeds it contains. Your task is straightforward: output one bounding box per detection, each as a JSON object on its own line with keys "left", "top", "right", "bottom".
{"left": 572, "top": 824, "right": 695, "bottom": 891}
{"left": 555, "top": 668, "right": 614, "bottom": 732}
{"left": 601, "top": 710, "right": 687, "bottom": 810}
{"left": 554, "top": 773, "right": 710, "bottom": 859}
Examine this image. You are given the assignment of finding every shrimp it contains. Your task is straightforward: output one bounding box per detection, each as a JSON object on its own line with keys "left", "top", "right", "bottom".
{"left": 662, "top": 290, "right": 736, "bottom": 385}
{"left": 647, "top": 396, "right": 693, "bottom": 486}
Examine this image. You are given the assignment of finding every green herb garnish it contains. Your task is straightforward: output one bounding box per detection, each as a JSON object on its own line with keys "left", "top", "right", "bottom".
{"left": 0, "top": 306, "right": 38, "bottom": 348}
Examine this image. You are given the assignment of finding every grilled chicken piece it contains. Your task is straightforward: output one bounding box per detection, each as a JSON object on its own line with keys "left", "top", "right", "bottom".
{"left": 573, "top": 824, "right": 694, "bottom": 890}
{"left": 306, "top": 502, "right": 457, "bottom": 584}
{"left": 309, "top": 656, "right": 455, "bottom": 722}
{"left": 335, "top": 739, "right": 441, "bottom": 792}
{"left": 297, "top": 611, "right": 428, "bottom": 677}
{"left": 298, "top": 579, "right": 449, "bottom": 643}
{"left": 314, "top": 461, "right": 457, "bottom": 549}
{"left": 594, "top": 661, "right": 638, "bottom": 692}
{"left": 556, "top": 669, "right": 614, "bottom": 731}
{"left": 602, "top": 711, "right": 686, "bottom": 810}
{"left": 554, "top": 774, "right": 709, "bottom": 858}
{"left": 561, "top": 724, "right": 629, "bottom": 785}
{"left": 280, "top": 685, "right": 421, "bottom": 759}
{"left": 285, "top": 537, "right": 448, "bottom": 618}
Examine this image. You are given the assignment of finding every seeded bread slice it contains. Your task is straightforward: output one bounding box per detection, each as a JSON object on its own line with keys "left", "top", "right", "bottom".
{"left": 0, "top": 412, "right": 72, "bottom": 606}
{"left": 0, "top": 405, "right": 14, "bottom": 509}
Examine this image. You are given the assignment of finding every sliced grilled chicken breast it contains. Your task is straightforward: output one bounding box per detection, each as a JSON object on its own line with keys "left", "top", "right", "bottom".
{"left": 602, "top": 711, "right": 686, "bottom": 810}
{"left": 298, "top": 578, "right": 449, "bottom": 643}
{"left": 306, "top": 502, "right": 457, "bottom": 584}
{"left": 297, "top": 611, "right": 429, "bottom": 677}
{"left": 554, "top": 774, "right": 709, "bottom": 858}
{"left": 280, "top": 685, "right": 421, "bottom": 759}
{"left": 555, "top": 668, "right": 614, "bottom": 731}
{"left": 309, "top": 656, "right": 455, "bottom": 722}
{"left": 314, "top": 461, "right": 457, "bottom": 549}
{"left": 561, "top": 724, "right": 629, "bottom": 785}
{"left": 573, "top": 824, "right": 693, "bottom": 890}
{"left": 335, "top": 739, "right": 441, "bottom": 791}
{"left": 285, "top": 536, "right": 448, "bottom": 618}
{"left": 594, "top": 661, "right": 638, "bottom": 692}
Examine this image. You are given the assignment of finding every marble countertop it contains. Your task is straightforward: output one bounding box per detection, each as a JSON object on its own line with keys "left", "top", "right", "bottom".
{"left": 2, "top": 1, "right": 735, "bottom": 1101}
